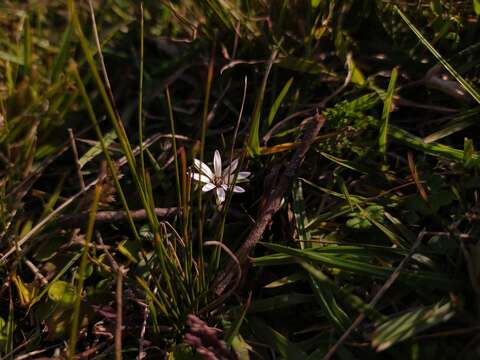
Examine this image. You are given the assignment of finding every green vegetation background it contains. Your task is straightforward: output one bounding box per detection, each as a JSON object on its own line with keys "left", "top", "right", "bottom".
{"left": 1, "top": 0, "right": 480, "bottom": 359}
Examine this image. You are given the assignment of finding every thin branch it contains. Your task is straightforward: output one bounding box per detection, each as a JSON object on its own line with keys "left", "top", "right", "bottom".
{"left": 24, "top": 258, "right": 48, "bottom": 286}
{"left": 58, "top": 208, "right": 178, "bottom": 228}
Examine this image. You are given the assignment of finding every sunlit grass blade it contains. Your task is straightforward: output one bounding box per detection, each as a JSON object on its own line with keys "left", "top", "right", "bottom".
{"left": 267, "top": 77, "right": 293, "bottom": 127}
{"left": 257, "top": 242, "right": 461, "bottom": 290}
{"left": 225, "top": 294, "right": 251, "bottom": 346}
{"left": 69, "top": 62, "right": 141, "bottom": 242}
{"left": 50, "top": 23, "right": 73, "bottom": 81}
{"left": 300, "top": 177, "right": 365, "bottom": 204}
{"left": 319, "top": 152, "right": 369, "bottom": 174}
{"left": 389, "top": 125, "right": 480, "bottom": 166}
{"left": 423, "top": 108, "right": 480, "bottom": 144}
{"left": 165, "top": 88, "right": 182, "bottom": 213}
{"left": 395, "top": 5, "right": 480, "bottom": 104}
{"left": 30, "top": 252, "right": 83, "bottom": 308}
{"left": 22, "top": 15, "right": 32, "bottom": 76}
{"left": 69, "top": 181, "right": 102, "bottom": 359}
{"left": 138, "top": 3, "right": 146, "bottom": 190}
{"left": 247, "top": 49, "right": 278, "bottom": 155}
{"left": 299, "top": 260, "right": 386, "bottom": 323}
{"left": 78, "top": 130, "right": 118, "bottom": 168}
{"left": 379, "top": 67, "right": 398, "bottom": 159}
{"left": 68, "top": 0, "right": 158, "bottom": 229}
{"left": 372, "top": 301, "right": 455, "bottom": 352}
{"left": 197, "top": 44, "right": 215, "bottom": 289}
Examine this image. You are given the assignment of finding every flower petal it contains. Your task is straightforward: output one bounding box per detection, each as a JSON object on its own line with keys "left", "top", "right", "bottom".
{"left": 213, "top": 150, "right": 222, "bottom": 178}
{"left": 222, "top": 158, "right": 239, "bottom": 178}
{"left": 202, "top": 183, "right": 216, "bottom": 192}
{"left": 191, "top": 173, "right": 211, "bottom": 184}
{"left": 216, "top": 186, "right": 226, "bottom": 204}
{"left": 233, "top": 186, "right": 245, "bottom": 193}
{"left": 236, "top": 171, "right": 250, "bottom": 181}
{"left": 193, "top": 159, "right": 214, "bottom": 180}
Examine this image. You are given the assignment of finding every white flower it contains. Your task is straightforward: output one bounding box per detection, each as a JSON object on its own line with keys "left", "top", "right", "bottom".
{"left": 191, "top": 150, "right": 250, "bottom": 205}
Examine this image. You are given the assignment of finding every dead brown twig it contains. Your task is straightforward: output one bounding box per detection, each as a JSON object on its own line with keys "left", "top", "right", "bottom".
{"left": 57, "top": 207, "right": 178, "bottom": 228}
{"left": 213, "top": 113, "right": 325, "bottom": 295}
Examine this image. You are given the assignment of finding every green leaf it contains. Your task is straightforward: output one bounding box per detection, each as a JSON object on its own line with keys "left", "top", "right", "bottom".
{"left": 0, "top": 50, "right": 23, "bottom": 64}
{"left": 264, "top": 272, "right": 306, "bottom": 288}
{"left": 473, "top": 0, "right": 480, "bottom": 15}
{"left": 346, "top": 216, "right": 372, "bottom": 230}
{"left": 78, "top": 130, "right": 118, "bottom": 169}
{"left": 346, "top": 205, "right": 385, "bottom": 231}
{"left": 347, "top": 54, "right": 366, "bottom": 86}
{"left": 372, "top": 301, "right": 455, "bottom": 351}
{"left": 48, "top": 281, "right": 77, "bottom": 307}
{"left": 231, "top": 334, "right": 252, "bottom": 360}
{"left": 118, "top": 238, "right": 140, "bottom": 263}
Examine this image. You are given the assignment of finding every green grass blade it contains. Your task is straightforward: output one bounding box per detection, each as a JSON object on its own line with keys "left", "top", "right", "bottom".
{"left": 138, "top": 3, "right": 146, "bottom": 190}
{"left": 298, "top": 260, "right": 386, "bottom": 322}
{"left": 51, "top": 23, "right": 73, "bottom": 81}
{"left": 69, "top": 183, "right": 101, "bottom": 359}
{"left": 247, "top": 49, "right": 278, "bottom": 155}
{"left": 22, "top": 15, "right": 32, "bottom": 76}
{"left": 379, "top": 67, "right": 398, "bottom": 158}
{"left": 78, "top": 130, "right": 118, "bottom": 168}
{"left": 68, "top": 0, "right": 157, "bottom": 229}
{"left": 259, "top": 242, "right": 460, "bottom": 290}
{"left": 267, "top": 77, "right": 293, "bottom": 126}
{"left": 423, "top": 108, "right": 480, "bottom": 144}
{"left": 249, "top": 317, "right": 309, "bottom": 360}
{"left": 165, "top": 88, "right": 182, "bottom": 212}
{"left": 293, "top": 180, "right": 351, "bottom": 331}
{"left": 394, "top": 5, "right": 480, "bottom": 104}
{"left": 372, "top": 301, "right": 455, "bottom": 352}
{"left": 69, "top": 62, "right": 141, "bottom": 242}
{"left": 389, "top": 125, "right": 480, "bottom": 166}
